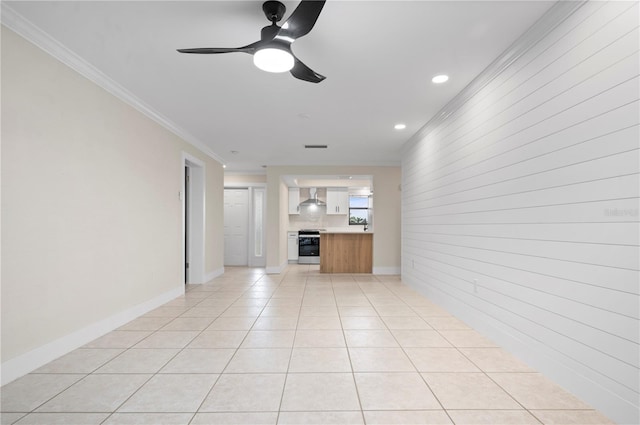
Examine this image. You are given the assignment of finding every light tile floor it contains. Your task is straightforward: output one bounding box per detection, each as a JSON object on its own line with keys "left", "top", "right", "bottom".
{"left": 1, "top": 265, "right": 615, "bottom": 425}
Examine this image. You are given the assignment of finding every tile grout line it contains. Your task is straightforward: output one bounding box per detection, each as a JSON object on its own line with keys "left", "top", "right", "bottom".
{"left": 365, "top": 278, "right": 456, "bottom": 425}
{"left": 103, "top": 282, "right": 243, "bottom": 423}
{"left": 391, "top": 280, "right": 543, "bottom": 424}
{"left": 21, "top": 318, "right": 177, "bottom": 417}
{"left": 100, "top": 270, "right": 263, "bottom": 424}
{"left": 186, "top": 273, "right": 268, "bottom": 424}
{"left": 400, "top": 282, "right": 495, "bottom": 423}
{"left": 333, "top": 273, "right": 368, "bottom": 425}
{"left": 274, "top": 264, "right": 306, "bottom": 423}
{"left": 451, "top": 342, "right": 544, "bottom": 424}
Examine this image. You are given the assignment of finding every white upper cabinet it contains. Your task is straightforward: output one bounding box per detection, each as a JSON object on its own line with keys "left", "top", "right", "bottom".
{"left": 288, "top": 188, "right": 300, "bottom": 215}
{"left": 326, "top": 188, "right": 349, "bottom": 215}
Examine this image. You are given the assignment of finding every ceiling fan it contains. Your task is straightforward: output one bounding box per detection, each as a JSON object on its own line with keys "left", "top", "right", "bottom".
{"left": 177, "top": 0, "right": 326, "bottom": 83}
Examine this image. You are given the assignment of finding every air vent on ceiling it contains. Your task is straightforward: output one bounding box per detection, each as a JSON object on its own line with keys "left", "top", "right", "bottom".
{"left": 305, "top": 144, "right": 328, "bottom": 149}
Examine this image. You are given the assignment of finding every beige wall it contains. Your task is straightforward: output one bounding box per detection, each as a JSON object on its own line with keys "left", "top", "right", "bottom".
{"left": 224, "top": 173, "right": 267, "bottom": 186}
{"left": 205, "top": 164, "right": 225, "bottom": 274}
{"left": 1, "top": 27, "right": 224, "bottom": 365}
{"left": 266, "top": 166, "right": 401, "bottom": 272}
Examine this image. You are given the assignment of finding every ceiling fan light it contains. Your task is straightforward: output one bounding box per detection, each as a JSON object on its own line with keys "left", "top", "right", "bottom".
{"left": 253, "top": 48, "right": 294, "bottom": 73}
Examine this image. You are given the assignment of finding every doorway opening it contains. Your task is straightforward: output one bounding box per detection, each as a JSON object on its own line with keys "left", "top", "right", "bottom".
{"left": 182, "top": 153, "right": 205, "bottom": 284}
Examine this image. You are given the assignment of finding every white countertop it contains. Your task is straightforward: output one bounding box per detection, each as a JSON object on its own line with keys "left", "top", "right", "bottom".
{"left": 288, "top": 227, "right": 372, "bottom": 233}
{"left": 321, "top": 230, "right": 373, "bottom": 234}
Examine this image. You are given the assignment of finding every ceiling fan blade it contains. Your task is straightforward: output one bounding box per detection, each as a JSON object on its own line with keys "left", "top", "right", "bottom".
{"left": 176, "top": 47, "right": 249, "bottom": 54}
{"left": 279, "top": 0, "right": 326, "bottom": 40}
{"left": 290, "top": 57, "right": 325, "bottom": 83}
{"left": 177, "top": 40, "right": 262, "bottom": 55}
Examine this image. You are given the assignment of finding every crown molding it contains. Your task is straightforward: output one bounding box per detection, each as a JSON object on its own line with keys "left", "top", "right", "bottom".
{"left": 1, "top": 3, "right": 226, "bottom": 165}
{"left": 402, "top": 1, "right": 587, "bottom": 154}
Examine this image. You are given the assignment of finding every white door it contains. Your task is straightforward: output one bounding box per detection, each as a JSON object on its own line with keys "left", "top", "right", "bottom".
{"left": 224, "top": 189, "right": 249, "bottom": 266}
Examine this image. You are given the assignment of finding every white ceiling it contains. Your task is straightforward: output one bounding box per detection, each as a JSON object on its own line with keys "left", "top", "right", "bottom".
{"left": 5, "top": 1, "right": 554, "bottom": 172}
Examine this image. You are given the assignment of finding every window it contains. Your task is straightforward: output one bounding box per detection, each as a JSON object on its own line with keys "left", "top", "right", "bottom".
{"left": 349, "top": 195, "right": 369, "bottom": 225}
{"left": 254, "top": 189, "right": 264, "bottom": 257}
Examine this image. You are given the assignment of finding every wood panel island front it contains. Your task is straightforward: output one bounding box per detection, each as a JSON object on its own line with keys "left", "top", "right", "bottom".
{"left": 319, "top": 232, "right": 373, "bottom": 273}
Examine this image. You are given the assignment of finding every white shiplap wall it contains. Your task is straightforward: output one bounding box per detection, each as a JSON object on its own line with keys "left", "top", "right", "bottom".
{"left": 401, "top": 2, "right": 639, "bottom": 424}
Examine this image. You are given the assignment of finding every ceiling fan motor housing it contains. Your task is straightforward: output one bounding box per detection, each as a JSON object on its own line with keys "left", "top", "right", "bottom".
{"left": 261, "top": 24, "right": 280, "bottom": 40}
{"left": 263, "top": 1, "right": 286, "bottom": 23}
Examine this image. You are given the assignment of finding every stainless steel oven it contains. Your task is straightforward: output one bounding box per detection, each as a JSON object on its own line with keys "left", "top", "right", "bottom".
{"left": 298, "top": 230, "right": 320, "bottom": 264}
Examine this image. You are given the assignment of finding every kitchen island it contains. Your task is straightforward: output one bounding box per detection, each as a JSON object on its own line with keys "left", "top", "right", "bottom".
{"left": 320, "top": 231, "right": 373, "bottom": 273}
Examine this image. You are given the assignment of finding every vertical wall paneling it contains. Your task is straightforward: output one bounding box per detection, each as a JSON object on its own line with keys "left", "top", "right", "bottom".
{"left": 401, "top": 2, "right": 639, "bottom": 424}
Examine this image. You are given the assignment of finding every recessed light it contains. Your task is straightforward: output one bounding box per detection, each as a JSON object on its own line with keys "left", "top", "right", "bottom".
{"left": 394, "top": 123, "right": 406, "bottom": 130}
{"left": 432, "top": 74, "right": 449, "bottom": 84}
{"left": 222, "top": 164, "right": 227, "bottom": 168}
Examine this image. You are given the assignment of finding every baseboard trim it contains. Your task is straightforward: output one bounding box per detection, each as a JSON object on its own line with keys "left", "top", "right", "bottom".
{"left": 202, "top": 267, "right": 224, "bottom": 283}
{"left": 0, "top": 286, "right": 184, "bottom": 386}
{"left": 373, "top": 266, "right": 401, "bottom": 275}
{"left": 266, "top": 261, "right": 287, "bottom": 274}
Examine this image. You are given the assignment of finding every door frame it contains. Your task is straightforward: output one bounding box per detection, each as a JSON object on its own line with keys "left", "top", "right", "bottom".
{"left": 182, "top": 152, "right": 205, "bottom": 284}
{"left": 224, "top": 183, "right": 267, "bottom": 267}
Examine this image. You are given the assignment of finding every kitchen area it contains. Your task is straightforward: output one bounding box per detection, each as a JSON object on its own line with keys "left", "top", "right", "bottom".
{"left": 227, "top": 166, "right": 399, "bottom": 276}
{"left": 285, "top": 176, "right": 374, "bottom": 273}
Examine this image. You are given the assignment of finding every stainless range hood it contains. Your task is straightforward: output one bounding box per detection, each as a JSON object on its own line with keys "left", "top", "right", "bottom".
{"left": 299, "top": 188, "right": 326, "bottom": 207}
